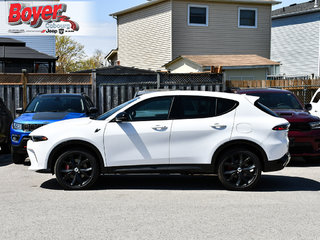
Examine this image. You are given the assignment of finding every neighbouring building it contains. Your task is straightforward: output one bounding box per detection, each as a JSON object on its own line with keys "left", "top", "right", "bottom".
{"left": 109, "top": 0, "right": 278, "bottom": 71}
{"left": 271, "top": 0, "right": 320, "bottom": 76}
{"left": 164, "top": 54, "right": 280, "bottom": 80}
{"left": 0, "top": 37, "right": 56, "bottom": 73}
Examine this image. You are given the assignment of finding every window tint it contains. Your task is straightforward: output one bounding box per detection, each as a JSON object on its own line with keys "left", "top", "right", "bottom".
{"left": 189, "top": 5, "right": 208, "bottom": 25}
{"left": 239, "top": 9, "right": 257, "bottom": 27}
{"left": 171, "top": 96, "right": 238, "bottom": 119}
{"left": 126, "top": 97, "right": 173, "bottom": 121}
{"left": 216, "top": 98, "right": 238, "bottom": 115}
{"left": 245, "top": 92, "right": 303, "bottom": 110}
{"left": 25, "top": 95, "right": 85, "bottom": 113}
{"left": 312, "top": 92, "right": 320, "bottom": 103}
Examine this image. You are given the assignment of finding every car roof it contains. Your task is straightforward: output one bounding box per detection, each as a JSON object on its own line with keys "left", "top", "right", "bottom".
{"left": 36, "top": 93, "right": 84, "bottom": 98}
{"left": 137, "top": 90, "right": 258, "bottom": 103}
{"left": 236, "top": 88, "right": 292, "bottom": 94}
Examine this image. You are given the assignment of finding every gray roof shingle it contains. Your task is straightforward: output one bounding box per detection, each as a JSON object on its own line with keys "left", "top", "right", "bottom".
{"left": 272, "top": 0, "right": 320, "bottom": 18}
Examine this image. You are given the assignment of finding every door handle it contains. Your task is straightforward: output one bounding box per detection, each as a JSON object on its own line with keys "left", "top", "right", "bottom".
{"left": 152, "top": 125, "right": 168, "bottom": 131}
{"left": 211, "top": 123, "right": 227, "bottom": 130}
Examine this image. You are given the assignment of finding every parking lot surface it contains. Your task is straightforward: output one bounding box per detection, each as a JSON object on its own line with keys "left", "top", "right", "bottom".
{"left": 0, "top": 154, "right": 319, "bottom": 240}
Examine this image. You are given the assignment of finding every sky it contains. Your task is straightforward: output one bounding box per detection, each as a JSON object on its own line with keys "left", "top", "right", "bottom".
{"left": 72, "top": 0, "right": 310, "bottom": 57}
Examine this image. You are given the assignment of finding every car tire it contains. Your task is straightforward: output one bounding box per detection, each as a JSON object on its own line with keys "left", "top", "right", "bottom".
{"left": 1, "top": 143, "right": 11, "bottom": 154}
{"left": 54, "top": 149, "right": 100, "bottom": 190}
{"left": 218, "top": 148, "right": 261, "bottom": 191}
{"left": 12, "top": 151, "right": 26, "bottom": 164}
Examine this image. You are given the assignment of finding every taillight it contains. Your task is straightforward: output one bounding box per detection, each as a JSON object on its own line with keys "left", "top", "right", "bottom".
{"left": 272, "top": 124, "right": 290, "bottom": 131}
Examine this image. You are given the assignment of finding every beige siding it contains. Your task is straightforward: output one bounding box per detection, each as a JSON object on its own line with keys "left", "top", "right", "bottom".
{"left": 117, "top": 1, "right": 172, "bottom": 71}
{"left": 225, "top": 68, "right": 267, "bottom": 80}
{"left": 167, "top": 59, "right": 202, "bottom": 73}
{"left": 172, "top": 1, "right": 271, "bottom": 59}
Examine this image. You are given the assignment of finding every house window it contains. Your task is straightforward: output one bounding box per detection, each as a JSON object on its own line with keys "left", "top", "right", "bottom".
{"left": 238, "top": 8, "right": 257, "bottom": 28}
{"left": 188, "top": 5, "right": 208, "bottom": 26}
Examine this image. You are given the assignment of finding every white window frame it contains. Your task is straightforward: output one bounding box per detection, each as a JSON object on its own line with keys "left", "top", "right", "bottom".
{"left": 188, "top": 4, "right": 209, "bottom": 27}
{"left": 238, "top": 7, "right": 257, "bottom": 29}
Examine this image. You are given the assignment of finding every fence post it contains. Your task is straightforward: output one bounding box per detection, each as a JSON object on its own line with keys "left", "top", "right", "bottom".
{"left": 157, "top": 72, "right": 161, "bottom": 89}
{"left": 91, "top": 69, "right": 97, "bottom": 106}
{"left": 222, "top": 72, "right": 227, "bottom": 91}
{"left": 22, "top": 69, "right": 27, "bottom": 109}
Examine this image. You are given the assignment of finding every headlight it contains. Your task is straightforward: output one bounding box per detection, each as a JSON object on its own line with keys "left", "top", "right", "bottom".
{"left": 13, "top": 122, "right": 22, "bottom": 130}
{"left": 309, "top": 121, "right": 320, "bottom": 129}
{"left": 31, "top": 136, "right": 48, "bottom": 142}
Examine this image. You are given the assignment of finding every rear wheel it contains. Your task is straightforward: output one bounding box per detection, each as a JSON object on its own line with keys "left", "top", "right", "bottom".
{"left": 54, "top": 149, "right": 99, "bottom": 190}
{"left": 218, "top": 148, "right": 261, "bottom": 191}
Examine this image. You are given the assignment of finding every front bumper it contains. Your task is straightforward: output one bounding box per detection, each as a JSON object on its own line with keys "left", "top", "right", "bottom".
{"left": 264, "top": 152, "right": 290, "bottom": 172}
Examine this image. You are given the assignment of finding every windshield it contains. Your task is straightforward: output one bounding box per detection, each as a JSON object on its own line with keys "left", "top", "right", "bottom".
{"left": 25, "top": 95, "right": 85, "bottom": 113}
{"left": 246, "top": 92, "right": 303, "bottom": 110}
{"left": 96, "top": 97, "right": 139, "bottom": 120}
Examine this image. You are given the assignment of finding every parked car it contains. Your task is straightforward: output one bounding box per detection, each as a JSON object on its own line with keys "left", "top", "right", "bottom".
{"left": 11, "top": 93, "right": 98, "bottom": 164}
{"left": 0, "top": 98, "right": 13, "bottom": 153}
{"left": 27, "top": 91, "right": 290, "bottom": 191}
{"left": 236, "top": 88, "right": 320, "bottom": 159}
{"left": 310, "top": 88, "right": 320, "bottom": 118}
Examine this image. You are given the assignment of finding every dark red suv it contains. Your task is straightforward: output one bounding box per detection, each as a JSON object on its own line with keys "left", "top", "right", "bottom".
{"left": 236, "top": 88, "right": 320, "bottom": 159}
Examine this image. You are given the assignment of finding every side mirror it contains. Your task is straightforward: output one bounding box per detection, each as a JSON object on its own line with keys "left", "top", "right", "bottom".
{"left": 305, "top": 103, "right": 312, "bottom": 111}
{"left": 115, "top": 112, "right": 129, "bottom": 122}
{"left": 88, "top": 107, "right": 98, "bottom": 114}
{"left": 16, "top": 108, "right": 23, "bottom": 114}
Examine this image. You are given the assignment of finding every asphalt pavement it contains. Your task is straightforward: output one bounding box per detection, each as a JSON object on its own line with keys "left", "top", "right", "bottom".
{"left": 0, "top": 154, "right": 319, "bottom": 240}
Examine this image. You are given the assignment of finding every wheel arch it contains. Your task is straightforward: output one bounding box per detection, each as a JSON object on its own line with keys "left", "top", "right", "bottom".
{"left": 211, "top": 140, "right": 268, "bottom": 173}
{"left": 47, "top": 140, "right": 105, "bottom": 174}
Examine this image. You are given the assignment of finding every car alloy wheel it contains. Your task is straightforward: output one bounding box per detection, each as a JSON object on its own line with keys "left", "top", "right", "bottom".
{"left": 54, "top": 149, "right": 99, "bottom": 190}
{"left": 218, "top": 148, "right": 261, "bottom": 191}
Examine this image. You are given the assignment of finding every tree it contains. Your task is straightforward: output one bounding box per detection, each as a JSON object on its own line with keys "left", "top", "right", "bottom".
{"left": 55, "top": 36, "right": 86, "bottom": 73}
{"left": 78, "top": 49, "right": 106, "bottom": 70}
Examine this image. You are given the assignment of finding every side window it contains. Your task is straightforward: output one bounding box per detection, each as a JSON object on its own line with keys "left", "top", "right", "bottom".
{"left": 216, "top": 98, "right": 238, "bottom": 115}
{"left": 173, "top": 96, "right": 216, "bottom": 119}
{"left": 312, "top": 92, "right": 320, "bottom": 103}
{"left": 188, "top": 4, "right": 208, "bottom": 26}
{"left": 126, "top": 97, "right": 173, "bottom": 121}
{"left": 238, "top": 8, "right": 257, "bottom": 28}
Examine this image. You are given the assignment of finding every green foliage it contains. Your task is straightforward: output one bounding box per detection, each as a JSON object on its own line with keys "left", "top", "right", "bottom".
{"left": 55, "top": 36, "right": 105, "bottom": 73}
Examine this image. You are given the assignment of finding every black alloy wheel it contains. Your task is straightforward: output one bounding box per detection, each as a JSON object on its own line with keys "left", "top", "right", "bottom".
{"left": 54, "top": 149, "right": 99, "bottom": 190}
{"left": 218, "top": 148, "right": 261, "bottom": 191}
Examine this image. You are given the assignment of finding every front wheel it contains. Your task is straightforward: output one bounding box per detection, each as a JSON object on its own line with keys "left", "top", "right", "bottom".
{"left": 54, "top": 149, "right": 99, "bottom": 190}
{"left": 12, "top": 148, "right": 26, "bottom": 164}
{"left": 218, "top": 148, "right": 261, "bottom": 191}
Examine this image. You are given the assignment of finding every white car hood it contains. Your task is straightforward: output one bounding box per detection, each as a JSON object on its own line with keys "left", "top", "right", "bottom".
{"left": 30, "top": 117, "right": 94, "bottom": 136}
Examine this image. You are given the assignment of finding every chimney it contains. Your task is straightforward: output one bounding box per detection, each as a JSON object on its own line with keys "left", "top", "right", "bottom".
{"left": 315, "top": 0, "right": 319, "bottom": 8}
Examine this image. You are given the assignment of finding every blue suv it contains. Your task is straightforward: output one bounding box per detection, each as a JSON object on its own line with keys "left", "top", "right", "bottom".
{"left": 11, "top": 93, "right": 97, "bottom": 164}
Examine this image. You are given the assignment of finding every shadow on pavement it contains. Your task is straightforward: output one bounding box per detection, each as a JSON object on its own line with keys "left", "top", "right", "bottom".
{"left": 0, "top": 154, "right": 12, "bottom": 167}
{"left": 40, "top": 174, "right": 320, "bottom": 192}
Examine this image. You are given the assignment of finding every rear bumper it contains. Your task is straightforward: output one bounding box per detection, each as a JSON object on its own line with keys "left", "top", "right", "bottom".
{"left": 264, "top": 152, "right": 290, "bottom": 172}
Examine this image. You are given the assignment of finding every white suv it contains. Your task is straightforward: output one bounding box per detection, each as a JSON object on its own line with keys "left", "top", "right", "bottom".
{"left": 27, "top": 91, "right": 290, "bottom": 191}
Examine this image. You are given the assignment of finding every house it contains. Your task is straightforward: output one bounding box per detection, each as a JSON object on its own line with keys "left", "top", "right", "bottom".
{"left": 164, "top": 54, "right": 280, "bottom": 80}
{"left": 271, "top": 0, "right": 320, "bottom": 76}
{"left": 110, "top": 0, "right": 279, "bottom": 71}
{"left": 0, "top": 37, "right": 56, "bottom": 73}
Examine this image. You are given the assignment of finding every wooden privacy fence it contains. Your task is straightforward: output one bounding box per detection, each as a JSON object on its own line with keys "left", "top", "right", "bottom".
{"left": 97, "top": 73, "right": 223, "bottom": 113}
{"left": 227, "top": 79, "right": 320, "bottom": 104}
{"left": 0, "top": 72, "right": 92, "bottom": 117}
{"left": 0, "top": 72, "right": 223, "bottom": 117}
